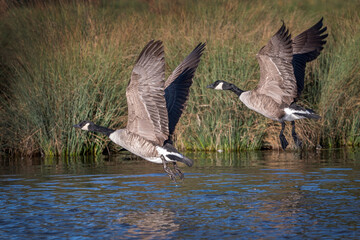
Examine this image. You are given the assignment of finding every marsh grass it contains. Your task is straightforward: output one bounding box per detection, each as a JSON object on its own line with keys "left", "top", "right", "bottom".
{"left": 1, "top": 0, "right": 360, "bottom": 155}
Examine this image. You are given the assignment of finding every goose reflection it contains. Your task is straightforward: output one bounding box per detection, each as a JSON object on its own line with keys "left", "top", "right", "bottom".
{"left": 116, "top": 208, "right": 179, "bottom": 239}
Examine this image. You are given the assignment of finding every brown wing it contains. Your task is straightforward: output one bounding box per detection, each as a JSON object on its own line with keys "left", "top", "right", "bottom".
{"left": 255, "top": 22, "right": 297, "bottom": 105}
{"left": 126, "top": 40, "right": 169, "bottom": 145}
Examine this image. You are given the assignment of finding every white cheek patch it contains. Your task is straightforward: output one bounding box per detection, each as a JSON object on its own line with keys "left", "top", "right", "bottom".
{"left": 214, "top": 82, "right": 224, "bottom": 90}
{"left": 81, "top": 123, "right": 90, "bottom": 131}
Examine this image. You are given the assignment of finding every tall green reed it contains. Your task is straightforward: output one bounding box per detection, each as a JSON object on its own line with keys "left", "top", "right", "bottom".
{"left": 1, "top": 0, "right": 359, "bottom": 156}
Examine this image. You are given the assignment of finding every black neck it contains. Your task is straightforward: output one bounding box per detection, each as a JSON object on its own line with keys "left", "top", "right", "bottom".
{"left": 226, "top": 83, "right": 244, "bottom": 97}
{"left": 90, "top": 124, "right": 115, "bottom": 136}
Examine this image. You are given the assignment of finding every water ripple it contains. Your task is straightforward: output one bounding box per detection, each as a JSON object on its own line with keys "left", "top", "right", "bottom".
{"left": 0, "top": 153, "right": 359, "bottom": 239}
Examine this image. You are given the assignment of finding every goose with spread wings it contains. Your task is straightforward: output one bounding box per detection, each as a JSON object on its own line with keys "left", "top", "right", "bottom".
{"left": 74, "top": 40, "right": 205, "bottom": 180}
{"left": 207, "top": 18, "right": 327, "bottom": 150}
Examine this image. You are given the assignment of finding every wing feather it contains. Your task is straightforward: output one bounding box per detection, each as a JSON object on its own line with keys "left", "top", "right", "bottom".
{"left": 126, "top": 40, "right": 169, "bottom": 145}
{"left": 255, "top": 22, "right": 296, "bottom": 105}
{"left": 292, "top": 18, "right": 328, "bottom": 97}
{"left": 164, "top": 43, "right": 206, "bottom": 136}
{"left": 165, "top": 43, "right": 206, "bottom": 88}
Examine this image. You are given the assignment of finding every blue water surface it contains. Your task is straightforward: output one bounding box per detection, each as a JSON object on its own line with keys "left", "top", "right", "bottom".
{"left": 0, "top": 150, "right": 359, "bottom": 239}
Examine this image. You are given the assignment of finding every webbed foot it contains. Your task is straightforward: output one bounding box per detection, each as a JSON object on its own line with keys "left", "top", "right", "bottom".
{"left": 161, "top": 155, "right": 176, "bottom": 182}
{"left": 173, "top": 162, "right": 184, "bottom": 180}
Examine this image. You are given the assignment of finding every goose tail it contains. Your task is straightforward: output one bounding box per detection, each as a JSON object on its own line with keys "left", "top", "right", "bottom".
{"left": 167, "top": 154, "right": 194, "bottom": 167}
{"left": 295, "top": 109, "right": 321, "bottom": 119}
{"left": 284, "top": 103, "right": 321, "bottom": 121}
{"left": 159, "top": 143, "right": 194, "bottom": 167}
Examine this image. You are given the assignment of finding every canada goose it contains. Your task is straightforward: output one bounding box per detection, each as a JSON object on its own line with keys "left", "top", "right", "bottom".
{"left": 74, "top": 40, "right": 206, "bottom": 180}
{"left": 207, "top": 18, "right": 327, "bottom": 150}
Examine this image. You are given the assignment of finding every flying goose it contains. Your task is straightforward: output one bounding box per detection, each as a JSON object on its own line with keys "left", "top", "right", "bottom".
{"left": 207, "top": 18, "right": 327, "bottom": 150}
{"left": 74, "top": 40, "right": 206, "bottom": 180}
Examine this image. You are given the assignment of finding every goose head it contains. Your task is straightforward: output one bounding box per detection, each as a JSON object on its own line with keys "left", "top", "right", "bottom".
{"left": 73, "top": 120, "right": 95, "bottom": 131}
{"left": 207, "top": 80, "right": 244, "bottom": 96}
{"left": 73, "top": 120, "right": 115, "bottom": 136}
{"left": 206, "top": 80, "right": 230, "bottom": 90}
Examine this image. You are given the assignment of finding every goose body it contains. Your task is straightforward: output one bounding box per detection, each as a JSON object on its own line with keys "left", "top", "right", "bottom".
{"left": 208, "top": 18, "right": 327, "bottom": 150}
{"left": 74, "top": 40, "right": 205, "bottom": 180}
{"left": 108, "top": 129, "right": 190, "bottom": 165}
{"left": 239, "top": 91, "right": 284, "bottom": 121}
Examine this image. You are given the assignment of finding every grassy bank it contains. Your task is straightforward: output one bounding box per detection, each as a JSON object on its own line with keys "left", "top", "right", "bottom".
{"left": 1, "top": 0, "right": 360, "bottom": 155}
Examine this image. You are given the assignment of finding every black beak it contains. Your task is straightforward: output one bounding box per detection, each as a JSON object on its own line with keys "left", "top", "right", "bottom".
{"left": 73, "top": 124, "right": 80, "bottom": 128}
{"left": 206, "top": 83, "right": 215, "bottom": 89}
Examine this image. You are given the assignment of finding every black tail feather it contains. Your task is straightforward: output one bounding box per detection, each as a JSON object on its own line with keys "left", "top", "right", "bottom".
{"left": 294, "top": 112, "right": 321, "bottom": 119}
{"left": 290, "top": 103, "right": 321, "bottom": 120}
{"left": 166, "top": 154, "right": 194, "bottom": 167}
{"left": 163, "top": 143, "right": 194, "bottom": 167}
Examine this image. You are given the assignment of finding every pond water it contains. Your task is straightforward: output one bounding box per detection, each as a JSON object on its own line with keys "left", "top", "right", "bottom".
{"left": 0, "top": 149, "right": 359, "bottom": 239}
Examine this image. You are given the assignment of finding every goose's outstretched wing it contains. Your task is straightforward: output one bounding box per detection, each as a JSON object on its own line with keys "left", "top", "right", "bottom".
{"left": 292, "top": 18, "right": 328, "bottom": 97}
{"left": 126, "top": 40, "right": 169, "bottom": 145}
{"left": 255, "top": 23, "right": 297, "bottom": 105}
{"left": 164, "top": 43, "right": 206, "bottom": 136}
{"left": 165, "top": 43, "right": 206, "bottom": 88}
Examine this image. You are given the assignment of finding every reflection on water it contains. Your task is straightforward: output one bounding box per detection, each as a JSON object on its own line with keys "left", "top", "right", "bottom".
{"left": 0, "top": 149, "right": 359, "bottom": 239}
{"left": 117, "top": 208, "right": 179, "bottom": 239}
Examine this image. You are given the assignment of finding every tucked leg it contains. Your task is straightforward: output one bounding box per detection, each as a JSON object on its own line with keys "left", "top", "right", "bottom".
{"left": 173, "top": 162, "right": 184, "bottom": 180}
{"left": 291, "top": 121, "right": 302, "bottom": 148}
{"left": 161, "top": 155, "right": 176, "bottom": 182}
{"left": 279, "top": 122, "right": 289, "bottom": 150}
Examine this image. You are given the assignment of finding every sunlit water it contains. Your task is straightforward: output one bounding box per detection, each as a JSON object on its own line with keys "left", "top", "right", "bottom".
{"left": 1, "top": 150, "right": 359, "bottom": 239}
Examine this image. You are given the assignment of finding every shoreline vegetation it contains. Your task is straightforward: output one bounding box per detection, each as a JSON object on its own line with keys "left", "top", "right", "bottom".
{"left": 1, "top": 0, "right": 359, "bottom": 156}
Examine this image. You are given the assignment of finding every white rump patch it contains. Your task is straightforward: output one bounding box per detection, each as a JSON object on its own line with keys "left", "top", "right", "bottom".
{"left": 81, "top": 123, "right": 90, "bottom": 131}
{"left": 214, "top": 82, "right": 224, "bottom": 90}
{"left": 156, "top": 146, "right": 183, "bottom": 161}
{"left": 136, "top": 147, "right": 184, "bottom": 165}
{"left": 283, "top": 108, "right": 308, "bottom": 121}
